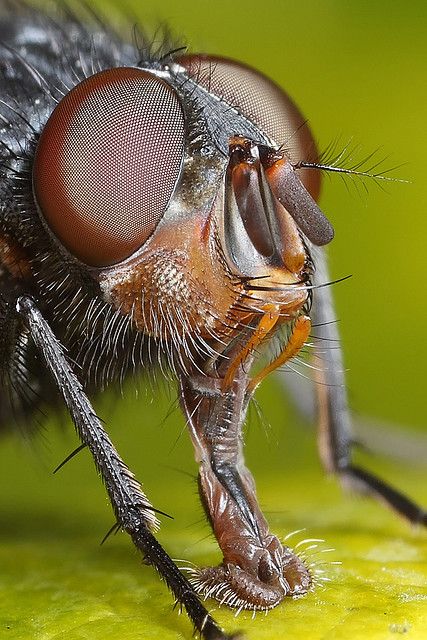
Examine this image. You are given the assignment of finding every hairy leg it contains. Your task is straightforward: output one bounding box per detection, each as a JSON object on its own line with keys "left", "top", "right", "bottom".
{"left": 15, "top": 295, "right": 234, "bottom": 640}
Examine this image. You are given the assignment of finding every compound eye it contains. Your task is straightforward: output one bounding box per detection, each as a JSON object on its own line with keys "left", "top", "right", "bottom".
{"left": 33, "top": 67, "right": 185, "bottom": 267}
{"left": 179, "top": 54, "right": 320, "bottom": 200}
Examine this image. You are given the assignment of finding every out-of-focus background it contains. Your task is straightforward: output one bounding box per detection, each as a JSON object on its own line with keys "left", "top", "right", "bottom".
{"left": 1, "top": 2, "right": 426, "bottom": 640}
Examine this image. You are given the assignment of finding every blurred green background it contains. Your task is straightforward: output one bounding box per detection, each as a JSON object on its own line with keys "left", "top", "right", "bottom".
{"left": 1, "top": 1, "right": 426, "bottom": 640}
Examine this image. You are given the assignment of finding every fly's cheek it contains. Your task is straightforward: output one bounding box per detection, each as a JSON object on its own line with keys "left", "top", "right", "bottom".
{"left": 33, "top": 67, "right": 185, "bottom": 267}
{"left": 179, "top": 54, "right": 321, "bottom": 200}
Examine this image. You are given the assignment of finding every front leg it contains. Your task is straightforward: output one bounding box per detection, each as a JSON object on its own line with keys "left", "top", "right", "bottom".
{"left": 180, "top": 365, "right": 311, "bottom": 611}
{"left": 15, "top": 295, "right": 234, "bottom": 640}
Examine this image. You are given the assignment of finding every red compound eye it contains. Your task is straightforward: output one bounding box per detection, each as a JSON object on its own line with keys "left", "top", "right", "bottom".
{"left": 179, "top": 54, "right": 320, "bottom": 201}
{"left": 33, "top": 67, "right": 185, "bottom": 267}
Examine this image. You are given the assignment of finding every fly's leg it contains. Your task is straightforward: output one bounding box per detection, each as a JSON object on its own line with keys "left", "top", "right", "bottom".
{"left": 312, "top": 248, "right": 427, "bottom": 525}
{"left": 0, "top": 276, "right": 51, "bottom": 426}
{"left": 15, "top": 295, "right": 236, "bottom": 640}
{"left": 180, "top": 316, "right": 312, "bottom": 611}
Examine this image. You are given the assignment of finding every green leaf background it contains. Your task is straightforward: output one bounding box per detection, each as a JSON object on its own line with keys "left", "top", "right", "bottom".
{"left": 1, "top": 1, "right": 426, "bottom": 639}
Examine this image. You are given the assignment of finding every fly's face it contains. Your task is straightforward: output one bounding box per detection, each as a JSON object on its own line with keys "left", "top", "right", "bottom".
{"left": 32, "top": 54, "right": 334, "bottom": 376}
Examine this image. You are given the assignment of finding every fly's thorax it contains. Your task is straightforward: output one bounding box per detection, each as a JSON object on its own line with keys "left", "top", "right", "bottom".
{"left": 0, "top": 235, "right": 32, "bottom": 281}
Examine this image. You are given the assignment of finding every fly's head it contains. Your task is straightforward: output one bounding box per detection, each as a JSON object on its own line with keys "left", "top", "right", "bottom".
{"left": 32, "top": 53, "right": 334, "bottom": 384}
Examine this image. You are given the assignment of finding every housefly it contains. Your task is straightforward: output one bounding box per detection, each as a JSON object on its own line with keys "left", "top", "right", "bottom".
{"left": 0, "top": 2, "right": 425, "bottom": 639}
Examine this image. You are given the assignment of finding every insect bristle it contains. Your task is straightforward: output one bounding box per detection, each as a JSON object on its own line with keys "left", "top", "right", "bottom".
{"left": 295, "top": 137, "right": 409, "bottom": 190}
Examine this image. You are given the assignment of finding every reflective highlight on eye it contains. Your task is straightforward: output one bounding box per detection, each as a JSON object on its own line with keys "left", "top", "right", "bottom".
{"left": 179, "top": 54, "right": 320, "bottom": 200}
{"left": 33, "top": 67, "right": 185, "bottom": 267}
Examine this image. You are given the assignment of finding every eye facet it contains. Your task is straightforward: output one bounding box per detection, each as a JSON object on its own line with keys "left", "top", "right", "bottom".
{"left": 33, "top": 67, "right": 185, "bottom": 267}
{"left": 179, "top": 54, "right": 320, "bottom": 200}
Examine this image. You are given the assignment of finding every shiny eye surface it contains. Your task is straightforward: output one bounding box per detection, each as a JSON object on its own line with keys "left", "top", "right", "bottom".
{"left": 33, "top": 67, "right": 185, "bottom": 267}
{"left": 179, "top": 54, "right": 320, "bottom": 200}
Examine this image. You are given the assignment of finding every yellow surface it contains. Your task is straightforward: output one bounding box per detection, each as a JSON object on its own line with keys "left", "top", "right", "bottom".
{"left": 1, "top": 380, "right": 426, "bottom": 640}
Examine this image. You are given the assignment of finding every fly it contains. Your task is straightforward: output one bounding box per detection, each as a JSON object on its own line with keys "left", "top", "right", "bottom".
{"left": 0, "top": 3, "right": 425, "bottom": 640}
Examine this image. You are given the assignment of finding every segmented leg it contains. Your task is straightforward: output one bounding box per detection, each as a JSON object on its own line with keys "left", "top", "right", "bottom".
{"left": 311, "top": 248, "right": 427, "bottom": 525}
{"left": 15, "top": 295, "right": 235, "bottom": 640}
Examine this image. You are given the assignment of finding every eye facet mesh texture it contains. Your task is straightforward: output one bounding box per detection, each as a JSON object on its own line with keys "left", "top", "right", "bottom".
{"left": 34, "top": 67, "right": 185, "bottom": 266}
{"left": 180, "top": 55, "right": 320, "bottom": 199}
